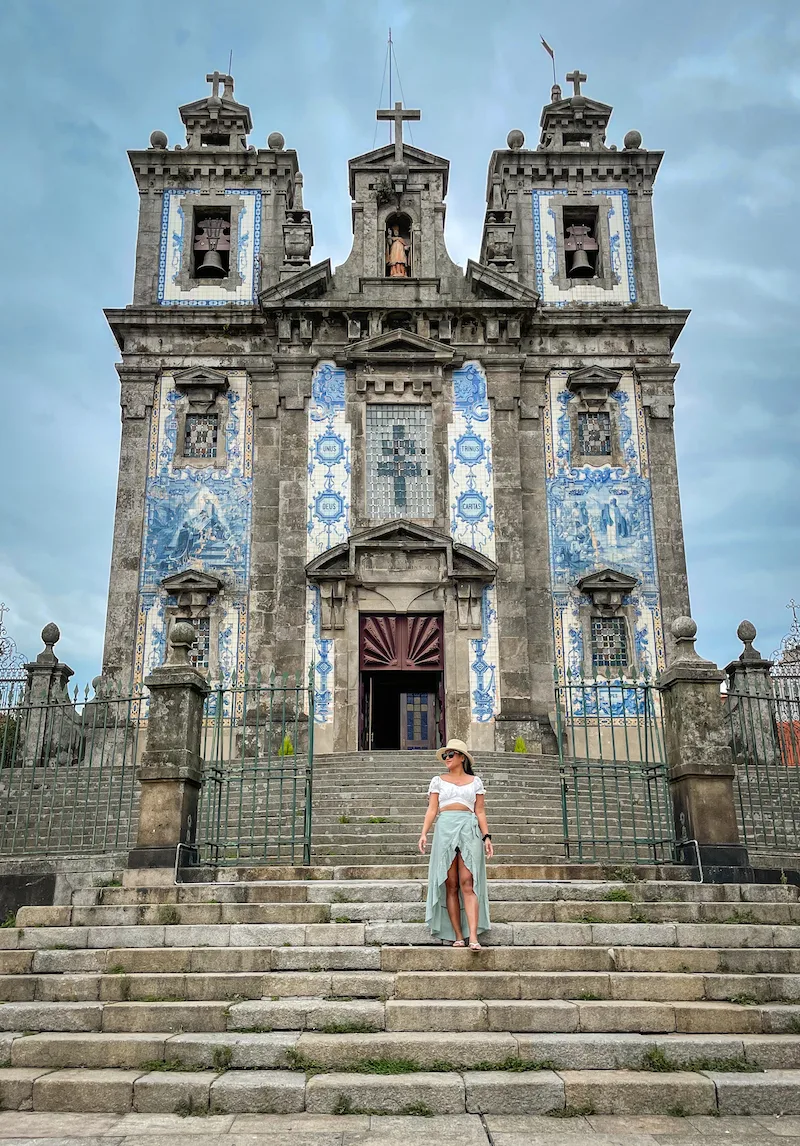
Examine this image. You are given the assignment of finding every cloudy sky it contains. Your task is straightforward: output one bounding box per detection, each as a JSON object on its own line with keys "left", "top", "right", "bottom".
{"left": 0, "top": 0, "right": 798, "bottom": 686}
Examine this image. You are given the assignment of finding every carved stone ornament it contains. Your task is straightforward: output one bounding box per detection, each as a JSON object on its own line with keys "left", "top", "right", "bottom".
{"left": 566, "top": 365, "right": 621, "bottom": 405}
{"left": 577, "top": 567, "right": 637, "bottom": 616}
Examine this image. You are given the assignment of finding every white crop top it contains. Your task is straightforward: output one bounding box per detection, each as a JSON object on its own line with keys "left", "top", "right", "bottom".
{"left": 428, "top": 774, "right": 486, "bottom": 812}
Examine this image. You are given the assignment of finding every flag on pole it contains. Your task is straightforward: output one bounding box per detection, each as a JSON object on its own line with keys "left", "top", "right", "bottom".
{"left": 540, "top": 37, "right": 555, "bottom": 59}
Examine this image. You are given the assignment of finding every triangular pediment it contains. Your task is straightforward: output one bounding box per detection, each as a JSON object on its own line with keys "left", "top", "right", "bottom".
{"left": 567, "top": 365, "right": 621, "bottom": 394}
{"left": 466, "top": 260, "right": 539, "bottom": 304}
{"left": 259, "top": 260, "right": 332, "bottom": 306}
{"left": 306, "top": 520, "right": 496, "bottom": 582}
{"left": 346, "top": 328, "right": 454, "bottom": 364}
{"left": 173, "top": 366, "right": 229, "bottom": 393}
{"left": 349, "top": 144, "right": 450, "bottom": 197}
{"left": 577, "top": 567, "right": 637, "bottom": 594}
{"left": 161, "top": 569, "right": 226, "bottom": 593}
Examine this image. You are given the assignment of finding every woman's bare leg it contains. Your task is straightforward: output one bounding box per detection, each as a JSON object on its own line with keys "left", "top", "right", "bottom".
{"left": 444, "top": 857, "right": 464, "bottom": 942}
{"left": 457, "top": 853, "right": 479, "bottom": 942}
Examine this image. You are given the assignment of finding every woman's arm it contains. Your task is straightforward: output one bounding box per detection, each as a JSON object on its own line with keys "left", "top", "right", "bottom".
{"left": 418, "top": 793, "right": 439, "bottom": 853}
{"left": 474, "top": 793, "right": 494, "bottom": 859}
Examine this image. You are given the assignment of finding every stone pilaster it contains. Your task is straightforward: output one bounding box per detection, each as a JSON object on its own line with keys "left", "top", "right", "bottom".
{"left": 127, "top": 623, "right": 210, "bottom": 869}
{"left": 659, "top": 617, "right": 750, "bottom": 881}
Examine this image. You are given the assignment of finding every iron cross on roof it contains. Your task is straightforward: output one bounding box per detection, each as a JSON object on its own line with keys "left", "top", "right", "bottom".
{"left": 566, "top": 70, "right": 587, "bottom": 97}
{"left": 376, "top": 100, "right": 421, "bottom": 164}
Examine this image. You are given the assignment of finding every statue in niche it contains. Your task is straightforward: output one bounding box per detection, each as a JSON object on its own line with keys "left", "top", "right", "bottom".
{"left": 386, "top": 224, "right": 411, "bottom": 277}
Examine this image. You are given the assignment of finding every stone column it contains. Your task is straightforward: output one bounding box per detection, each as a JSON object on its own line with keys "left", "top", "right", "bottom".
{"left": 21, "top": 624, "right": 78, "bottom": 767}
{"left": 127, "top": 623, "right": 211, "bottom": 869}
{"left": 725, "top": 620, "right": 778, "bottom": 768}
{"left": 659, "top": 617, "right": 750, "bottom": 880}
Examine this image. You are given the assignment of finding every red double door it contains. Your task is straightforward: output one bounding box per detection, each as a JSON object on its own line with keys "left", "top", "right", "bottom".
{"left": 359, "top": 615, "right": 445, "bottom": 751}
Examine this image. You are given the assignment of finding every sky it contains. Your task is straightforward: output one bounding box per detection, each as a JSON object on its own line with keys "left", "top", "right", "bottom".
{"left": 0, "top": 0, "right": 798, "bottom": 688}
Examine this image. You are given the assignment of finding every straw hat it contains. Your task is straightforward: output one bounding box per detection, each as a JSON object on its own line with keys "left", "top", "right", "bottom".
{"left": 436, "top": 738, "right": 475, "bottom": 770}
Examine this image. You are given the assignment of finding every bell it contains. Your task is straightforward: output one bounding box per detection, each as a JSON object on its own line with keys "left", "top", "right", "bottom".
{"left": 196, "top": 249, "right": 226, "bottom": 277}
{"left": 568, "top": 248, "right": 593, "bottom": 277}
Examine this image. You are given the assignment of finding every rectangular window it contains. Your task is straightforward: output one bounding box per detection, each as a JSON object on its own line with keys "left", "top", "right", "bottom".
{"left": 192, "top": 207, "right": 232, "bottom": 278}
{"left": 578, "top": 411, "right": 612, "bottom": 456}
{"left": 563, "top": 206, "right": 599, "bottom": 278}
{"left": 366, "top": 405, "right": 434, "bottom": 520}
{"left": 184, "top": 413, "right": 219, "bottom": 459}
{"left": 591, "top": 616, "right": 628, "bottom": 670}
{"left": 181, "top": 616, "right": 211, "bottom": 671}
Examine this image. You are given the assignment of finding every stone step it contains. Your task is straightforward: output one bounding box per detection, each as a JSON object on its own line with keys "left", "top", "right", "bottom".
{"left": 2, "top": 1060, "right": 800, "bottom": 1116}
{"left": 1, "top": 994, "right": 799, "bottom": 1037}
{"left": 5, "top": 919, "right": 800, "bottom": 950}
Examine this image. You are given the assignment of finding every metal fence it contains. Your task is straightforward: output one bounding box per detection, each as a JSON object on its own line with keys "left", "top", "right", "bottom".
{"left": 194, "top": 669, "right": 315, "bottom": 866}
{"left": 555, "top": 670, "right": 675, "bottom": 864}
{"left": 0, "top": 680, "right": 143, "bottom": 855}
{"left": 728, "top": 673, "right": 800, "bottom": 854}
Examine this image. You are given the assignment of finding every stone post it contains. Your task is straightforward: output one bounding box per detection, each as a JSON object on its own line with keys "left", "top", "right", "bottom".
{"left": 659, "top": 616, "right": 751, "bottom": 880}
{"left": 127, "top": 622, "right": 211, "bottom": 869}
{"left": 725, "top": 620, "right": 777, "bottom": 768}
{"left": 21, "top": 624, "right": 78, "bottom": 767}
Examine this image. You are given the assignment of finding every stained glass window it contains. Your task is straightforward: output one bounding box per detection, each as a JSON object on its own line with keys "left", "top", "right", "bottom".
{"left": 591, "top": 616, "right": 628, "bottom": 670}
{"left": 184, "top": 413, "right": 219, "bottom": 459}
{"left": 366, "top": 405, "right": 434, "bottom": 519}
{"left": 578, "top": 411, "right": 612, "bottom": 456}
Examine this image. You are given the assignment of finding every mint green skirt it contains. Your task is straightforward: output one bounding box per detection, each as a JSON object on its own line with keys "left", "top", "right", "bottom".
{"left": 425, "top": 812, "right": 491, "bottom": 941}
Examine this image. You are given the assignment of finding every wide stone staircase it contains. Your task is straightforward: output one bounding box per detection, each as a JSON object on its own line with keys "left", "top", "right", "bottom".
{"left": 1, "top": 869, "right": 800, "bottom": 1118}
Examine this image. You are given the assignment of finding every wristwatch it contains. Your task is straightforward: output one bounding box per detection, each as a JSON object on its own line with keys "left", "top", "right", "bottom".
{"left": 482, "top": 833, "right": 492, "bottom": 841}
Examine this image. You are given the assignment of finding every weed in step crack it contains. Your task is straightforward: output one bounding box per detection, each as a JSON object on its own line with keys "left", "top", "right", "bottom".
{"left": 368, "top": 817, "right": 391, "bottom": 824}
{"left": 473, "top": 1056, "right": 556, "bottom": 1072}
{"left": 156, "top": 905, "right": 180, "bottom": 926}
{"left": 108, "top": 965, "right": 126, "bottom": 975}
{"left": 308, "top": 965, "right": 325, "bottom": 973}
{"left": 576, "top": 993, "right": 601, "bottom": 1001}
{"left": 401, "top": 1102, "right": 434, "bottom": 1116}
{"left": 334, "top": 917, "right": 352, "bottom": 924}
{"left": 332, "top": 1095, "right": 353, "bottom": 1115}
{"left": 140, "top": 1059, "right": 208, "bottom": 1073}
{"left": 640, "top": 1048, "right": 762, "bottom": 1074}
{"left": 331, "top": 891, "right": 348, "bottom": 904}
{"left": 603, "top": 888, "right": 633, "bottom": 903}
{"left": 611, "top": 865, "right": 639, "bottom": 883}
{"left": 318, "top": 1021, "right": 380, "bottom": 1034}
{"left": 0, "top": 914, "right": 16, "bottom": 929}
{"left": 723, "top": 910, "right": 757, "bottom": 924}
{"left": 728, "top": 993, "right": 760, "bottom": 1007}
{"left": 212, "top": 1045, "right": 233, "bottom": 1071}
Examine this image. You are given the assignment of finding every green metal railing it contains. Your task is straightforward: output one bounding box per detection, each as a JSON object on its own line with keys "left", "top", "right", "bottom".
{"left": 728, "top": 673, "right": 800, "bottom": 854}
{"left": 194, "top": 668, "right": 315, "bottom": 866}
{"left": 0, "top": 680, "right": 143, "bottom": 856}
{"left": 555, "top": 669, "right": 675, "bottom": 864}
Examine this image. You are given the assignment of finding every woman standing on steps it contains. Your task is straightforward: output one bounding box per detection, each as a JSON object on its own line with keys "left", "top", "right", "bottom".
{"left": 418, "top": 738, "right": 493, "bottom": 951}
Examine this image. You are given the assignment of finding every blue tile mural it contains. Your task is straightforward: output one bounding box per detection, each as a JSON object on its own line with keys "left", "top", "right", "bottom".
{"left": 532, "top": 189, "right": 636, "bottom": 305}
{"left": 158, "top": 189, "right": 261, "bottom": 306}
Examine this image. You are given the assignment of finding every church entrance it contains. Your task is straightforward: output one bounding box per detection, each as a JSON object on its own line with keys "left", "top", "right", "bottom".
{"left": 359, "top": 614, "right": 445, "bottom": 751}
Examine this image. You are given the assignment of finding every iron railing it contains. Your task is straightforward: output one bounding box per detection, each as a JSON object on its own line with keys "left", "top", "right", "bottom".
{"left": 194, "top": 669, "right": 315, "bottom": 866}
{"left": 0, "top": 681, "right": 143, "bottom": 855}
{"left": 555, "top": 669, "right": 675, "bottom": 864}
{"left": 728, "top": 673, "right": 800, "bottom": 854}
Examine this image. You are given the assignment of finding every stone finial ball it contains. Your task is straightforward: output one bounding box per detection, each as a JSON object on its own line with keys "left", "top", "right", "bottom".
{"left": 170, "top": 621, "right": 197, "bottom": 647}
{"left": 41, "top": 622, "right": 60, "bottom": 647}
{"left": 737, "top": 619, "right": 757, "bottom": 643}
{"left": 672, "top": 616, "right": 697, "bottom": 640}
{"left": 623, "top": 129, "right": 642, "bottom": 150}
{"left": 149, "top": 129, "right": 168, "bottom": 149}
{"left": 267, "top": 131, "right": 285, "bottom": 150}
{"left": 507, "top": 129, "right": 525, "bottom": 151}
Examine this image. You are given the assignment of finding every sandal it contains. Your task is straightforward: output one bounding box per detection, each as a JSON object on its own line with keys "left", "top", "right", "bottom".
{"left": 452, "top": 939, "right": 466, "bottom": 947}
{"left": 469, "top": 940, "right": 482, "bottom": 952}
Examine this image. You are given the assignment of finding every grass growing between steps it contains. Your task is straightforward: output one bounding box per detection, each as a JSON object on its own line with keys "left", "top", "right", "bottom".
{"left": 140, "top": 1059, "right": 219, "bottom": 1074}
{"left": 640, "top": 1047, "right": 763, "bottom": 1074}
{"left": 284, "top": 1051, "right": 556, "bottom": 1075}
{"left": 332, "top": 1095, "right": 434, "bottom": 1117}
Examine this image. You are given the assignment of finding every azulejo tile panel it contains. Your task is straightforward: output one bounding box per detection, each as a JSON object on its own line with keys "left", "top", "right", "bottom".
{"left": 133, "top": 371, "right": 253, "bottom": 694}
{"left": 305, "top": 362, "right": 349, "bottom": 724}
{"left": 447, "top": 363, "right": 500, "bottom": 723}
{"left": 544, "top": 369, "right": 664, "bottom": 696}
{"left": 158, "top": 189, "right": 261, "bottom": 305}
{"left": 532, "top": 188, "right": 636, "bottom": 305}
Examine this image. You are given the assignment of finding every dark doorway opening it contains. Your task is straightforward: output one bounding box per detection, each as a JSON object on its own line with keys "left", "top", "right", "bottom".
{"left": 363, "top": 671, "right": 442, "bottom": 751}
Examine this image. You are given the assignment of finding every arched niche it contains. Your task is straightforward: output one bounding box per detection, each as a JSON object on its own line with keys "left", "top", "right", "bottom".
{"left": 385, "top": 211, "right": 413, "bottom": 278}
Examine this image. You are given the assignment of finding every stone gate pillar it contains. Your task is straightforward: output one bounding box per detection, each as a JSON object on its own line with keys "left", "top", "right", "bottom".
{"left": 725, "top": 620, "right": 777, "bottom": 768}
{"left": 127, "top": 622, "right": 210, "bottom": 869}
{"left": 659, "top": 616, "right": 751, "bottom": 881}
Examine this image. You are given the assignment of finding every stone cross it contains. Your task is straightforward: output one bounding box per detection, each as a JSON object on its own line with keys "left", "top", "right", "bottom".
{"left": 206, "top": 71, "right": 233, "bottom": 100}
{"left": 376, "top": 101, "right": 421, "bottom": 164}
{"left": 566, "top": 69, "right": 587, "bottom": 97}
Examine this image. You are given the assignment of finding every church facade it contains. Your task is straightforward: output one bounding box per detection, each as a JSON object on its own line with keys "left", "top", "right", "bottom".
{"left": 102, "top": 71, "right": 690, "bottom": 754}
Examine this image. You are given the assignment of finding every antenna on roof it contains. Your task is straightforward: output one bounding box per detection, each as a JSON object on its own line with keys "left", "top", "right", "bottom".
{"left": 228, "top": 49, "right": 233, "bottom": 76}
{"left": 388, "top": 28, "right": 393, "bottom": 141}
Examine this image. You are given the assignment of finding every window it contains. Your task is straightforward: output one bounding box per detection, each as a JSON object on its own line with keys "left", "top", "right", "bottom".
{"left": 181, "top": 616, "right": 211, "bottom": 671}
{"left": 192, "top": 208, "right": 232, "bottom": 278}
{"left": 184, "top": 413, "right": 219, "bottom": 459}
{"left": 578, "top": 411, "right": 612, "bottom": 456}
{"left": 591, "top": 617, "right": 628, "bottom": 670}
{"left": 563, "top": 206, "right": 599, "bottom": 278}
{"left": 366, "top": 405, "right": 434, "bottom": 520}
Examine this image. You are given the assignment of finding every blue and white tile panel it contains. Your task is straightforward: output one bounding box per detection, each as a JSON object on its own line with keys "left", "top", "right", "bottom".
{"left": 133, "top": 371, "right": 253, "bottom": 698}
{"left": 447, "top": 362, "right": 500, "bottom": 723}
{"left": 544, "top": 369, "right": 665, "bottom": 696}
{"left": 158, "top": 189, "right": 261, "bottom": 305}
{"left": 306, "top": 362, "right": 351, "bottom": 562}
{"left": 305, "top": 362, "right": 350, "bottom": 722}
{"left": 532, "top": 189, "right": 636, "bottom": 305}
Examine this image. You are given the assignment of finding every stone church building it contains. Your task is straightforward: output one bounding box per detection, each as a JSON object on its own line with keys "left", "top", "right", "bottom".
{"left": 102, "top": 70, "right": 690, "bottom": 755}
